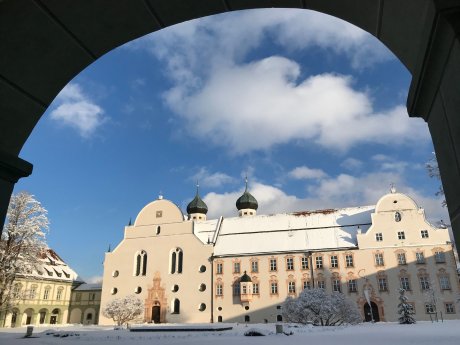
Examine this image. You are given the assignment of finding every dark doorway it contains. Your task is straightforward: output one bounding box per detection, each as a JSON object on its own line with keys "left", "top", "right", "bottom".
{"left": 152, "top": 306, "right": 161, "bottom": 323}
{"left": 244, "top": 315, "right": 250, "bottom": 322}
{"left": 11, "top": 312, "right": 17, "bottom": 327}
{"left": 26, "top": 316, "right": 32, "bottom": 325}
{"left": 218, "top": 316, "right": 222, "bottom": 322}
{"left": 50, "top": 316, "right": 57, "bottom": 324}
{"left": 277, "top": 315, "right": 283, "bottom": 322}
{"left": 39, "top": 311, "right": 46, "bottom": 324}
{"left": 364, "top": 302, "right": 380, "bottom": 322}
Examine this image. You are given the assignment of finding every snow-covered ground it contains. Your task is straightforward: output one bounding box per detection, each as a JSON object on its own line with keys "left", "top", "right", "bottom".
{"left": 0, "top": 321, "right": 459, "bottom": 345}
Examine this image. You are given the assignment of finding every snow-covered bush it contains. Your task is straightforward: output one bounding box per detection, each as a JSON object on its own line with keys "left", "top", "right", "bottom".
{"left": 282, "top": 288, "right": 361, "bottom": 326}
{"left": 398, "top": 288, "right": 415, "bottom": 324}
{"left": 102, "top": 295, "right": 144, "bottom": 326}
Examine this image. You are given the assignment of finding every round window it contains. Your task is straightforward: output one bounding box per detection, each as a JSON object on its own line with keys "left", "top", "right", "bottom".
{"left": 112, "top": 270, "right": 119, "bottom": 277}
{"left": 198, "top": 303, "right": 206, "bottom": 312}
{"left": 199, "top": 265, "right": 206, "bottom": 273}
{"left": 245, "top": 306, "right": 249, "bottom": 310}
{"left": 135, "top": 286, "right": 142, "bottom": 294}
{"left": 217, "top": 307, "right": 222, "bottom": 311}
{"left": 111, "top": 288, "right": 118, "bottom": 295}
{"left": 199, "top": 283, "right": 206, "bottom": 292}
{"left": 172, "top": 284, "right": 179, "bottom": 292}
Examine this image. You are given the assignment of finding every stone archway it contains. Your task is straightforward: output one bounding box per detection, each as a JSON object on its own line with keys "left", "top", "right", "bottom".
{"left": 0, "top": 1, "right": 459, "bottom": 249}
{"left": 144, "top": 272, "right": 167, "bottom": 323}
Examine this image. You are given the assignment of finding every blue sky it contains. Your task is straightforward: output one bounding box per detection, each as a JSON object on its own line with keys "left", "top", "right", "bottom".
{"left": 14, "top": 9, "right": 446, "bottom": 282}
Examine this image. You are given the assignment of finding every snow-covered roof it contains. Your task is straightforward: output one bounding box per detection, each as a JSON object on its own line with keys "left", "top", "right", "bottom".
{"left": 22, "top": 248, "right": 82, "bottom": 283}
{"left": 73, "top": 283, "right": 102, "bottom": 291}
{"left": 193, "top": 218, "right": 220, "bottom": 244}
{"left": 213, "top": 206, "right": 374, "bottom": 256}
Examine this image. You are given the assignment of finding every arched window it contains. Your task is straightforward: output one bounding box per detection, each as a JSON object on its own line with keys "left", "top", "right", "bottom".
{"left": 218, "top": 316, "right": 223, "bottom": 322}
{"left": 172, "top": 299, "right": 180, "bottom": 314}
{"left": 177, "top": 249, "right": 183, "bottom": 273}
{"left": 135, "top": 254, "right": 141, "bottom": 276}
{"left": 170, "top": 252, "right": 176, "bottom": 274}
{"left": 134, "top": 250, "right": 147, "bottom": 276}
{"left": 142, "top": 252, "right": 147, "bottom": 276}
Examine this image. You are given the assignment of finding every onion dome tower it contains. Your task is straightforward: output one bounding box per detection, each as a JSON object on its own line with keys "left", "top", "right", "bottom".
{"left": 187, "top": 183, "right": 208, "bottom": 221}
{"left": 236, "top": 177, "right": 258, "bottom": 217}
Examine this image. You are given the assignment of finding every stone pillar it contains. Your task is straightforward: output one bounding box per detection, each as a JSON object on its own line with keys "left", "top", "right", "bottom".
{"left": 407, "top": 1, "right": 460, "bottom": 249}
{"left": 0, "top": 150, "right": 33, "bottom": 229}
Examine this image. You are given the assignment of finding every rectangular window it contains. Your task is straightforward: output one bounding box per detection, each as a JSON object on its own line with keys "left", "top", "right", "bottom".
{"left": 56, "top": 289, "right": 62, "bottom": 301}
{"left": 317, "top": 280, "right": 325, "bottom": 289}
{"left": 397, "top": 231, "right": 405, "bottom": 240}
{"left": 233, "top": 262, "right": 240, "bottom": 274}
{"left": 435, "top": 251, "right": 446, "bottom": 263}
{"left": 270, "top": 282, "right": 278, "bottom": 294}
{"left": 303, "top": 280, "right": 311, "bottom": 290}
{"left": 445, "top": 303, "right": 455, "bottom": 314}
{"left": 252, "top": 283, "right": 259, "bottom": 294}
{"left": 400, "top": 277, "right": 411, "bottom": 291}
{"left": 332, "top": 279, "right": 341, "bottom": 292}
{"left": 270, "top": 258, "right": 277, "bottom": 272}
{"left": 330, "top": 255, "right": 338, "bottom": 268}
{"left": 288, "top": 281, "right": 296, "bottom": 294}
{"left": 439, "top": 276, "right": 451, "bottom": 290}
{"left": 43, "top": 289, "right": 49, "bottom": 300}
{"left": 316, "top": 256, "right": 323, "bottom": 269}
{"left": 425, "top": 303, "right": 435, "bottom": 314}
{"left": 90, "top": 293, "right": 96, "bottom": 301}
{"left": 216, "top": 284, "right": 223, "bottom": 296}
{"left": 348, "top": 279, "right": 357, "bottom": 293}
{"left": 242, "top": 285, "right": 247, "bottom": 294}
{"left": 378, "top": 278, "right": 388, "bottom": 291}
{"left": 301, "top": 256, "right": 309, "bottom": 270}
{"left": 419, "top": 276, "right": 430, "bottom": 290}
{"left": 416, "top": 252, "right": 425, "bottom": 264}
{"left": 251, "top": 260, "right": 258, "bottom": 273}
{"left": 233, "top": 283, "right": 240, "bottom": 296}
{"left": 216, "top": 263, "right": 223, "bottom": 274}
{"left": 375, "top": 253, "right": 384, "bottom": 266}
{"left": 76, "top": 293, "right": 81, "bottom": 302}
{"left": 397, "top": 253, "right": 407, "bottom": 265}
{"left": 345, "top": 255, "right": 354, "bottom": 268}
{"left": 375, "top": 233, "right": 383, "bottom": 241}
{"left": 30, "top": 287, "right": 36, "bottom": 299}
{"left": 286, "top": 257, "right": 294, "bottom": 270}
{"left": 421, "top": 230, "right": 429, "bottom": 238}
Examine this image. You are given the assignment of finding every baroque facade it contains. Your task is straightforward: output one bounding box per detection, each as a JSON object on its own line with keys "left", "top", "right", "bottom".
{"left": 99, "top": 186, "right": 459, "bottom": 324}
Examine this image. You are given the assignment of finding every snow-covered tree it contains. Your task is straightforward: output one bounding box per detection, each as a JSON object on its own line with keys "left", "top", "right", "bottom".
{"left": 0, "top": 192, "right": 49, "bottom": 317}
{"left": 282, "top": 288, "right": 361, "bottom": 326}
{"left": 102, "top": 295, "right": 144, "bottom": 326}
{"left": 397, "top": 288, "right": 415, "bottom": 324}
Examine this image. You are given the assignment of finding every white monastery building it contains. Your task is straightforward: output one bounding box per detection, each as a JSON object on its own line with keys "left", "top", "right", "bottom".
{"left": 99, "top": 184, "right": 459, "bottom": 324}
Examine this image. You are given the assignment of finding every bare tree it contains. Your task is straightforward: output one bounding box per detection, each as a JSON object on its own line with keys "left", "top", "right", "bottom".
{"left": 0, "top": 192, "right": 49, "bottom": 321}
{"left": 426, "top": 153, "right": 446, "bottom": 207}
{"left": 102, "top": 295, "right": 144, "bottom": 326}
{"left": 282, "top": 288, "right": 361, "bottom": 326}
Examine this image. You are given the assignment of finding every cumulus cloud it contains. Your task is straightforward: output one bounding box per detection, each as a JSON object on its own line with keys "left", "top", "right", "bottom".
{"left": 50, "top": 83, "right": 106, "bottom": 137}
{"left": 190, "top": 167, "right": 236, "bottom": 188}
{"left": 203, "top": 173, "right": 447, "bottom": 224}
{"left": 128, "top": 9, "right": 429, "bottom": 154}
{"left": 289, "top": 166, "right": 328, "bottom": 180}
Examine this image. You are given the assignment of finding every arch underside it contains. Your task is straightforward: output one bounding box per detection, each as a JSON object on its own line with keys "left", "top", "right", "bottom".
{"left": 0, "top": 0, "right": 460, "bottom": 248}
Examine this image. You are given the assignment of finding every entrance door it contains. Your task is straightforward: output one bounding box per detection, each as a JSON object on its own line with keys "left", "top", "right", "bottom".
{"left": 152, "top": 306, "right": 161, "bottom": 324}
{"left": 364, "top": 302, "right": 380, "bottom": 322}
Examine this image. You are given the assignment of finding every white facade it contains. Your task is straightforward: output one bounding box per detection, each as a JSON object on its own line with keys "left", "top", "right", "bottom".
{"left": 99, "top": 191, "right": 459, "bottom": 324}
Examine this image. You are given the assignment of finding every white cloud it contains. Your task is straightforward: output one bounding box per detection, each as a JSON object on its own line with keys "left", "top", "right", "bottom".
{"left": 50, "top": 83, "right": 106, "bottom": 137}
{"left": 85, "top": 275, "right": 103, "bottom": 284}
{"left": 190, "top": 168, "right": 235, "bottom": 188}
{"left": 203, "top": 174, "right": 447, "bottom": 224}
{"left": 341, "top": 158, "right": 363, "bottom": 171}
{"left": 289, "top": 166, "right": 328, "bottom": 180}
{"left": 126, "top": 10, "right": 429, "bottom": 155}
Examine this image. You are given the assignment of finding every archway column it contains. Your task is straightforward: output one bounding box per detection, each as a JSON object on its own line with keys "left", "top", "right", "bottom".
{"left": 407, "top": 2, "right": 460, "bottom": 249}
{"left": 0, "top": 151, "right": 33, "bottom": 228}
